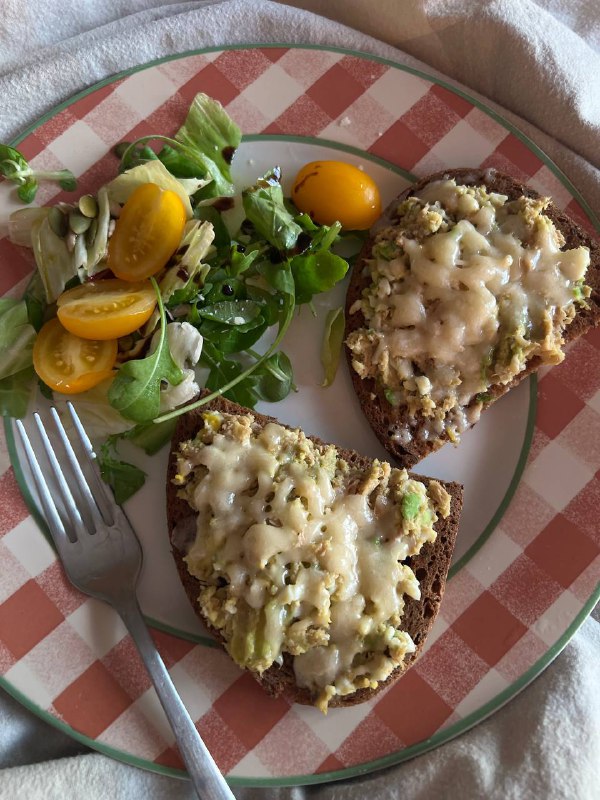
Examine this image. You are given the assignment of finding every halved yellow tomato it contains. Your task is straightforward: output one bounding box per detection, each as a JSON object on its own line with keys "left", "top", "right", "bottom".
{"left": 292, "top": 160, "right": 382, "bottom": 230}
{"left": 107, "top": 182, "right": 186, "bottom": 281}
{"left": 57, "top": 278, "right": 157, "bottom": 340}
{"left": 33, "top": 319, "right": 118, "bottom": 395}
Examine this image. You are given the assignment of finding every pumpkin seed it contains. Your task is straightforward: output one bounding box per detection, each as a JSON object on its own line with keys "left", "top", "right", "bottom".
{"left": 78, "top": 194, "right": 98, "bottom": 218}
{"left": 85, "top": 217, "right": 98, "bottom": 247}
{"left": 48, "top": 206, "right": 68, "bottom": 238}
{"left": 69, "top": 210, "right": 91, "bottom": 234}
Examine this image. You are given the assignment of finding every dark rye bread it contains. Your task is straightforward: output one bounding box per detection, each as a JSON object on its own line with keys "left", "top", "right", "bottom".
{"left": 345, "top": 167, "right": 600, "bottom": 467}
{"left": 166, "top": 395, "right": 463, "bottom": 708}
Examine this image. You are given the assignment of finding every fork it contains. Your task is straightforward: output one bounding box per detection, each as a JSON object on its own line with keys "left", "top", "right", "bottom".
{"left": 16, "top": 403, "right": 236, "bottom": 800}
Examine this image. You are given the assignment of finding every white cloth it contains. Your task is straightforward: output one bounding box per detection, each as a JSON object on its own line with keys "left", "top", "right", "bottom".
{"left": 0, "top": 1, "right": 598, "bottom": 798}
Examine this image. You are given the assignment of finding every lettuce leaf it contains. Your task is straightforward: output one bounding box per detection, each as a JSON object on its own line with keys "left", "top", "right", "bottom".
{"left": 31, "top": 215, "right": 76, "bottom": 302}
{"left": 174, "top": 93, "right": 241, "bottom": 197}
{"left": 0, "top": 367, "right": 35, "bottom": 418}
{"left": 0, "top": 298, "right": 37, "bottom": 417}
{"left": 8, "top": 207, "right": 50, "bottom": 247}
{"left": 108, "top": 279, "right": 184, "bottom": 422}
{"left": 106, "top": 161, "right": 198, "bottom": 219}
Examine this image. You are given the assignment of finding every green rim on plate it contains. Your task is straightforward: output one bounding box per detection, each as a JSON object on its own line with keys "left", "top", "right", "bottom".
{"left": 2, "top": 42, "right": 598, "bottom": 787}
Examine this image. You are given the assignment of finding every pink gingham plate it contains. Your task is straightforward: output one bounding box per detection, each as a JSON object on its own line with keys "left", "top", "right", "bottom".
{"left": 0, "top": 45, "right": 598, "bottom": 786}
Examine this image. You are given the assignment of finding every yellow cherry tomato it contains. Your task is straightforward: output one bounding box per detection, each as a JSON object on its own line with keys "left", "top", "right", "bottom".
{"left": 57, "top": 278, "right": 157, "bottom": 340}
{"left": 107, "top": 182, "right": 186, "bottom": 281}
{"left": 33, "top": 318, "right": 118, "bottom": 395}
{"left": 291, "top": 161, "right": 382, "bottom": 230}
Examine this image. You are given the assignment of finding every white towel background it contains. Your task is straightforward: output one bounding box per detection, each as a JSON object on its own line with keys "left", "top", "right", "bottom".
{"left": 0, "top": 2, "right": 598, "bottom": 798}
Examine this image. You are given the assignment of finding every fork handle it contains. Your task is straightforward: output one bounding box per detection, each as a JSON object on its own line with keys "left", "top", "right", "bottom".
{"left": 118, "top": 598, "right": 236, "bottom": 800}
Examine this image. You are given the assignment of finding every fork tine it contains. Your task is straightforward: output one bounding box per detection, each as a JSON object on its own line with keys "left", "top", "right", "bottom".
{"left": 32, "top": 412, "right": 88, "bottom": 539}
{"left": 65, "top": 402, "right": 115, "bottom": 525}
{"left": 49, "top": 407, "right": 113, "bottom": 528}
{"left": 15, "top": 420, "right": 73, "bottom": 553}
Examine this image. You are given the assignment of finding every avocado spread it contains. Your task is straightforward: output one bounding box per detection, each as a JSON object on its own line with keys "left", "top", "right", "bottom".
{"left": 174, "top": 411, "right": 450, "bottom": 711}
{"left": 346, "top": 179, "right": 591, "bottom": 446}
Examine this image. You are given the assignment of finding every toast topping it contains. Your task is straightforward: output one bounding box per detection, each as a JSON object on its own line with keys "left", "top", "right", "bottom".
{"left": 347, "top": 179, "right": 591, "bottom": 445}
{"left": 174, "top": 411, "right": 450, "bottom": 711}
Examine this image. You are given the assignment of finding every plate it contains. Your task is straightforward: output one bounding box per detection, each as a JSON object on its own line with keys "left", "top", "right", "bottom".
{"left": 0, "top": 45, "right": 599, "bottom": 787}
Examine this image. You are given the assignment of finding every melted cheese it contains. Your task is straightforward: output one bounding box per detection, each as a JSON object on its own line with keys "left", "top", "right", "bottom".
{"left": 175, "top": 412, "right": 451, "bottom": 711}
{"left": 347, "top": 179, "right": 591, "bottom": 444}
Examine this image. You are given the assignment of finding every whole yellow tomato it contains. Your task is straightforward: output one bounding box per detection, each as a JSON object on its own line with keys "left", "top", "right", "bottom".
{"left": 291, "top": 161, "right": 381, "bottom": 230}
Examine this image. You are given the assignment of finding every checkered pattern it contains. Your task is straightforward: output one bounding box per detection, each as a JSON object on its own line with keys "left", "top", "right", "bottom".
{"left": 0, "top": 47, "right": 598, "bottom": 781}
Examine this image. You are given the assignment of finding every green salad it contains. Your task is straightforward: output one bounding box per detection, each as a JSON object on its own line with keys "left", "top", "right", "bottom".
{"left": 0, "top": 93, "right": 355, "bottom": 501}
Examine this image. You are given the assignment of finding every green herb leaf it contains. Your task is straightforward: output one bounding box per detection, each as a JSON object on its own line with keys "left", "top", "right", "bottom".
{"left": 122, "top": 418, "right": 177, "bottom": 455}
{"left": 38, "top": 379, "right": 54, "bottom": 401}
{"left": 17, "top": 178, "right": 38, "bottom": 204}
{"left": 0, "top": 367, "right": 35, "bottom": 418}
{"left": 198, "top": 299, "right": 262, "bottom": 325}
{"left": 290, "top": 250, "right": 349, "bottom": 305}
{"left": 200, "top": 316, "right": 268, "bottom": 354}
{"left": 228, "top": 245, "right": 260, "bottom": 278}
{"left": 203, "top": 343, "right": 258, "bottom": 408}
{"left": 97, "top": 442, "right": 147, "bottom": 505}
{"left": 108, "top": 279, "right": 184, "bottom": 423}
{"left": 252, "top": 351, "right": 294, "bottom": 402}
{"left": 401, "top": 492, "right": 421, "bottom": 521}
{"left": 194, "top": 205, "right": 231, "bottom": 250}
{"left": 321, "top": 307, "right": 345, "bottom": 388}
{"left": 242, "top": 168, "right": 302, "bottom": 251}
{"left": 155, "top": 262, "right": 296, "bottom": 424}
{"left": 0, "top": 144, "right": 76, "bottom": 205}
{"left": 23, "top": 272, "right": 47, "bottom": 332}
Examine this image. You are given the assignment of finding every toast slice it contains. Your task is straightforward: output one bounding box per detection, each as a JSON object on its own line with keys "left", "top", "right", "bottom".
{"left": 345, "top": 168, "right": 600, "bottom": 467}
{"left": 166, "top": 396, "right": 463, "bottom": 710}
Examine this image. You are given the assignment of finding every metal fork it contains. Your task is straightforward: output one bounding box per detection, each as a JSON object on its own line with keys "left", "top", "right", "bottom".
{"left": 16, "top": 403, "right": 235, "bottom": 800}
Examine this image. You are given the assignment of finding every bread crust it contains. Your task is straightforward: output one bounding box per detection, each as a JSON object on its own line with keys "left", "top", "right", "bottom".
{"left": 166, "top": 395, "right": 463, "bottom": 707}
{"left": 344, "top": 168, "right": 600, "bottom": 467}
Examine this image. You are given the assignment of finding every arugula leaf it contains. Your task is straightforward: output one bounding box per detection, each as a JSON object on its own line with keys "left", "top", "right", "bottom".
{"left": 309, "top": 220, "right": 342, "bottom": 253}
{"left": 321, "top": 307, "right": 345, "bottom": 387}
{"left": 242, "top": 168, "right": 302, "bottom": 251}
{"left": 202, "top": 342, "right": 258, "bottom": 408}
{"left": 0, "top": 144, "right": 76, "bottom": 204}
{"left": 252, "top": 352, "right": 294, "bottom": 402}
{"left": 97, "top": 440, "right": 147, "bottom": 505}
{"left": 108, "top": 279, "right": 184, "bottom": 423}
{"left": 290, "top": 250, "right": 349, "bottom": 304}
